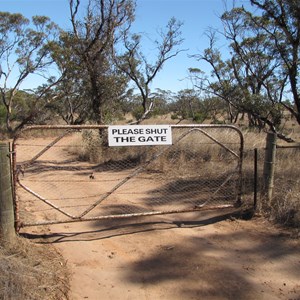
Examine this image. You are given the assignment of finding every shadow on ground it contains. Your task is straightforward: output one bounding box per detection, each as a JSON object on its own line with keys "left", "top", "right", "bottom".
{"left": 20, "top": 209, "right": 300, "bottom": 300}
{"left": 21, "top": 209, "right": 252, "bottom": 243}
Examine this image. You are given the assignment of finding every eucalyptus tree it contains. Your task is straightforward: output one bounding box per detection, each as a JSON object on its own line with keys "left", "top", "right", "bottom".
{"left": 190, "top": 1, "right": 298, "bottom": 141}
{"left": 43, "top": 29, "right": 88, "bottom": 125}
{"left": 168, "top": 89, "right": 205, "bottom": 123}
{"left": 249, "top": 0, "right": 300, "bottom": 124}
{"left": 115, "top": 17, "right": 185, "bottom": 124}
{"left": 46, "top": 29, "right": 131, "bottom": 124}
{"left": 65, "top": 0, "right": 135, "bottom": 125}
{"left": 189, "top": 32, "right": 244, "bottom": 125}
{"left": 0, "top": 12, "right": 60, "bottom": 133}
{"left": 151, "top": 88, "right": 173, "bottom": 117}
{"left": 221, "top": 6, "right": 287, "bottom": 131}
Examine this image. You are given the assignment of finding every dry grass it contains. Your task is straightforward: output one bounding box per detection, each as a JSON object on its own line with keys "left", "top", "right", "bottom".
{"left": 270, "top": 147, "right": 300, "bottom": 227}
{"left": 68, "top": 126, "right": 300, "bottom": 227}
{"left": 242, "top": 130, "right": 267, "bottom": 150}
{"left": 0, "top": 237, "right": 69, "bottom": 300}
{"left": 271, "top": 186, "right": 300, "bottom": 226}
{"left": 65, "top": 127, "right": 243, "bottom": 189}
{"left": 5, "top": 123, "right": 299, "bottom": 300}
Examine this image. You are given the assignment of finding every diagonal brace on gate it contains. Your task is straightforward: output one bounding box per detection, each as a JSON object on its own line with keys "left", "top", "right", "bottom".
{"left": 78, "top": 129, "right": 198, "bottom": 218}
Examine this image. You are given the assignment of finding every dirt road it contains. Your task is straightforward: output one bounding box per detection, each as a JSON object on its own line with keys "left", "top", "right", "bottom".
{"left": 21, "top": 212, "right": 299, "bottom": 300}
{"left": 16, "top": 135, "right": 300, "bottom": 300}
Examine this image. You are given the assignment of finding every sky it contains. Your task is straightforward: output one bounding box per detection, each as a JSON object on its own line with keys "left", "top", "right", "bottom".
{"left": 0, "top": 0, "right": 251, "bottom": 93}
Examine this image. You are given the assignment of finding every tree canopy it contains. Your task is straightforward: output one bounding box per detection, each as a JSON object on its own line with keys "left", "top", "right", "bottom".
{"left": 0, "top": 0, "right": 299, "bottom": 139}
{"left": 189, "top": 0, "right": 300, "bottom": 141}
{"left": 0, "top": 12, "right": 60, "bottom": 133}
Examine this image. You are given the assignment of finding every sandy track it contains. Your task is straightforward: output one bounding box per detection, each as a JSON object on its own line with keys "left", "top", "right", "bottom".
{"left": 21, "top": 212, "right": 299, "bottom": 300}
{"left": 16, "top": 136, "right": 300, "bottom": 300}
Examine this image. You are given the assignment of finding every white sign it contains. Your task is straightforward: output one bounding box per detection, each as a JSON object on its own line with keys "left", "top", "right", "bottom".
{"left": 108, "top": 125, "right": 172, "bottom": 146}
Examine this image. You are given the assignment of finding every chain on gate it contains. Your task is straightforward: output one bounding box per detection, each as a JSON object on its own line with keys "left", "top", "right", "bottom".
{"left": 13, "top": 125, "right": 244, "bottom": 229}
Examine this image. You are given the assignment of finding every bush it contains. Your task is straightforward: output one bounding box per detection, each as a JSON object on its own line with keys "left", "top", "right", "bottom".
{"left": 193, "top": 112, "right": 206, "bottom": 123}
{"left": 132, "top": 107, "right": 145, "bottom": 121}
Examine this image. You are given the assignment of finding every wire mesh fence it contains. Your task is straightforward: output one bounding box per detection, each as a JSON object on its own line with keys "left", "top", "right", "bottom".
{"left": 271, "top": 146, "right": 300, "bottom": 225}
{"left": 242, "top": 145, "right": 300, "bottom": 226}
{"left": 241, "top": 148, "right": 265, "bottom": 209}
{"left": 13, "top": 125, "right": 244, "bottom": 227}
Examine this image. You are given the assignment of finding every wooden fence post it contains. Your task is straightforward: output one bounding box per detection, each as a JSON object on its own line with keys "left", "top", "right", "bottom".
{"left": 262, "top": 132, "right": 277, "bottom": 208}
{"left": 0, "top": 142, "right": 15, "bottom": 242}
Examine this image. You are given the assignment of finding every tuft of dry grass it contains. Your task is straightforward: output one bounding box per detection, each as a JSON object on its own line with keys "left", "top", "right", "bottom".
{"left": 271, "top": 148, "right": 300, "bottom": 227}
{"left": 0, "top": 237, "right": 69, "bottom": 300}
{"left": 271, "top": 189, "right": 300, "bottom": 227}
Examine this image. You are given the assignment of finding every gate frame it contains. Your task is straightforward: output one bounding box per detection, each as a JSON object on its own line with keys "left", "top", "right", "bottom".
{"left": 12, "top": 124, "right": 244, "bottom": 229}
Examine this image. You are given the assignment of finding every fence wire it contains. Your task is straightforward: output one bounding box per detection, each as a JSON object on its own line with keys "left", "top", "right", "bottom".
{"left": 272, "top": 146, "right": 300, "bottom": 225}
{"left": 242, "top": 145, "right": 300, "bottom": 226}
{"left": 13, "top": 125, "right": 244, "bottom": 227}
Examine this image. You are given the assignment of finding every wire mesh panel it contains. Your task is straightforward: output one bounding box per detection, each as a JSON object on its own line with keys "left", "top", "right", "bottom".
{"left": 13, "top": 125, "right": 243, "bottom": 228}
{"left": 241, "top": 145, "right": 300, "bottom": 226}
{"left": 272, "top": 146, "right": 300, "bottom": 224}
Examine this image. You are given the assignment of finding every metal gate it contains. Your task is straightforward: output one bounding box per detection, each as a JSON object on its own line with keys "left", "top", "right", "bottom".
{"left": 13, "top": 124, "right": 244, "bottom": 229}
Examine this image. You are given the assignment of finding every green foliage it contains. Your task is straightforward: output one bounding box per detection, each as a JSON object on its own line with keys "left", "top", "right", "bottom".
{"left": 58, "top": 0, "right": 136, "bottom": 125}
{"left": 0, "top": 104, "right": 6, "bottom": 125}
{"left": 190, "top": 0, "right": 300, "bottom": 138}
{"left": 171, "top": 113, "right": 179, "bottom": 120}
{"left": 132, "top": 106, "right": 145, "bottom": 121}
{"left": 0, "top": 11, "right": 60, "bottom": 134}
{"left": 193, "top": 112, "right": 206, "bottom": 123}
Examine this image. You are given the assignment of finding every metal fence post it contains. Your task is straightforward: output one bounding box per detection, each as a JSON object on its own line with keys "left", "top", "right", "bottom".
{"left": 0, "top": 142, "right": 16, "bottom": 242}
{"left": 254, "top": 148, "right": 258, "bottom": 211}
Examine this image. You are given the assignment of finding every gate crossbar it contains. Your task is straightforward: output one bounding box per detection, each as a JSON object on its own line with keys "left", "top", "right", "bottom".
{"left": 13, "top": 124, "right": 244, "bottom": 229}
{"left": 20, "top": 204, "right": 236, "bottom": 227}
